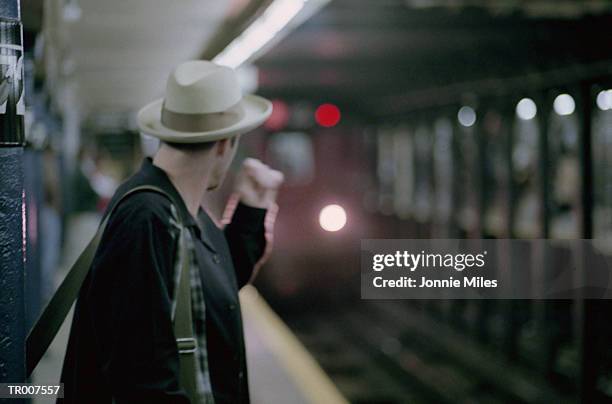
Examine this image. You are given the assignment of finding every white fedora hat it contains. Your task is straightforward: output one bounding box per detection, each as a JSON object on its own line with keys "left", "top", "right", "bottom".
{"left": 138, "top": 60, "right": 272, "bottom": 143}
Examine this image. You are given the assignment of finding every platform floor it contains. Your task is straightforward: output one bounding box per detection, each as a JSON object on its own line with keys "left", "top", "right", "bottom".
{"left": 31, "top": 215, "right": 346, "bottom": 404}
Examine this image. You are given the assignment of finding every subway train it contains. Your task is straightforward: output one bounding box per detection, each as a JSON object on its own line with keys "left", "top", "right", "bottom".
{"left": 248, "top": 87, "right": 612, "bottom": 403}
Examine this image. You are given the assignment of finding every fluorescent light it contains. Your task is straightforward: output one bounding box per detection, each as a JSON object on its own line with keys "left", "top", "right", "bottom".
{"left": 214, "top": 0, "right": 306, "bottom": 68}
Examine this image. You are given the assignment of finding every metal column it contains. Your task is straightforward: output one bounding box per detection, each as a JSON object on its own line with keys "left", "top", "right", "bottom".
{"left": 577, "top": 81, "right": 597, "bottom": 404}
{"left": 0, "top": 0, "right": 26, "bottom": 398}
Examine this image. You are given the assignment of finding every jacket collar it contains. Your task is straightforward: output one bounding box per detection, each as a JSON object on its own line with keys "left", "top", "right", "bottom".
{"left": 197, "top": 208, "right": 220, "bottom": 254}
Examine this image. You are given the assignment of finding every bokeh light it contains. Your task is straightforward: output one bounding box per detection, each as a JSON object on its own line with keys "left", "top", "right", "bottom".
{"left": 457, "top": 106, "right": 476, "bottom": 127}
{"left": 315, "top": 103, "right": 341, "bottom": 128}
{"left": 319, "top": 204, "right": 347, "bottom": 232}
{"left": 553, "top": 93, "right": 575, "bottom": 116}
{"left": 516, "top": 98, "right": 537, "bottom": 120}
{"left": 264, "top": 99, "right": 290, "bottom": 131}
{"left": 596, "top": 89, "right": 612, "bottom": 111}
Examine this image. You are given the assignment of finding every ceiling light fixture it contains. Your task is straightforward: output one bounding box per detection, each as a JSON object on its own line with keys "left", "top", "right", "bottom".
{"left": 214, "top": 0, "right": 329, "bottom": 68}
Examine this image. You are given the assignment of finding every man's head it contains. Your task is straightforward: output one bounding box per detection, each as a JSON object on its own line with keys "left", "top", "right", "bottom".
{"left": 159, "top": 135, "right": 240, "bottom": 190}
{"left": 138, "top": 60, "right": 271, "bottom": 190}
{"left": 137, "top": 61, "right": 272, "bottom": 147}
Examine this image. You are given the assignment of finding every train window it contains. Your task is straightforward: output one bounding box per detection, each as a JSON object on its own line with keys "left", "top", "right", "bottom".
{"left": 593, "top": 105, "right": 612, "bottom": 253}
{"left": 391, "top": 126, "right": 414, "bottom": 219}
{"left": 433, "top": 117, "right": 453, "bottom": 233}
{"left": 413, "top": 124, "right": 432, "bottom": 223}
{"left": 548, "top": 104, "right": 580, "bottom": 239}
{"left": 456, "top": 111, "right": 479, "bottom": 235}
{"left": 361, "top": 128, "right": 381, "bottom": 213}
{"left": 267, "top": 131, "right": 315, "bottom": 186}
{"left": 376, "top": 127, "right": 399, "bottom": 215}
{"left": 482, "top": 110, "right": 509, "bottom": 237}
{"left": 512, "top": 108, "right": 540, "bottom": 238}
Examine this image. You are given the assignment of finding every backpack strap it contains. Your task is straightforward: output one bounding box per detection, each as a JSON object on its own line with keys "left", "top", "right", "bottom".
{"left": 26, "top": 185, "right": 199, "bottom": 403}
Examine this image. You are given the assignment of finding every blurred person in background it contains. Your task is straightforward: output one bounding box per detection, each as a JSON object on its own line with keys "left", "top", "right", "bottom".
{"left": 87, "top": 149, "right": 120, "bottom": 213}
{"left": 70, "top": 145, "right": 98, "bottom": 214}
{"left": 60, "top": 146, "right": 101, "bottom": 275}
{"left": 59, "top": 61, "right": 283, "bottom": 404}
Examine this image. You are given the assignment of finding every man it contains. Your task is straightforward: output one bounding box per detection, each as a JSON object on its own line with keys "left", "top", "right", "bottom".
{"left": 59, "top": 61, "right": 283, "bottom": 403}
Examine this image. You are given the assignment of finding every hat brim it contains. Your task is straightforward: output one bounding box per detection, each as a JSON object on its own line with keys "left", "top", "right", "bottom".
{"left": 137, "top": 94, "right": 272, "bottom": 143}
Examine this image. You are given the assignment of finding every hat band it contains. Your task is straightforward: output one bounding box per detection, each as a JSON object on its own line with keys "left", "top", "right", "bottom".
{"left": 161, "top": 101, "right": 245, "bottom": 133}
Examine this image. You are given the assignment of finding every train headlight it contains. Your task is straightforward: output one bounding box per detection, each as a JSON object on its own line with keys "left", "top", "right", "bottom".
{"left": 319, "top": 204, "right": 347, "bottom": 232}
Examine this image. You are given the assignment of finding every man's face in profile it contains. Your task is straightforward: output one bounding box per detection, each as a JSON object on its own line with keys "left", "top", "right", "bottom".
{"left": 207, "top": 135, "right": 240, "bottom": 190}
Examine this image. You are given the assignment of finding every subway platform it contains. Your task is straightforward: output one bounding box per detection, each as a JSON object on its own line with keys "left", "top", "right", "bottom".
{"left": 30, "top": 217, "right": 346, "bottom": 404}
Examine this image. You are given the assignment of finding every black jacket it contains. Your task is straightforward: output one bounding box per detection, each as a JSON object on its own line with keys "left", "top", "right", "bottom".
{"left": 59, "top": 158, "right": 267, "bottom": 403}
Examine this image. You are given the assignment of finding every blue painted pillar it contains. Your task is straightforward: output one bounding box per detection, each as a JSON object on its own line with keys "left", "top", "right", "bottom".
{"left": 0, "top": 0, "right": 26, "bottom": 397}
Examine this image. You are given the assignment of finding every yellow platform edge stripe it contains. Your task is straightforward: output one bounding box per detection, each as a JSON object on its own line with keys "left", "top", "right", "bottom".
{"left": 240, "top": 285, "right": 349, "bottom": 404}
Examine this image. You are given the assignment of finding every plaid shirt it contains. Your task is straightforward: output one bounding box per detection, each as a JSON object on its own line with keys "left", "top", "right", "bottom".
{"left": 163, "top": 173, "right": 268, "bottom": 404}
{"left": 169, "top": 197, "right": 270, "bottom": 404}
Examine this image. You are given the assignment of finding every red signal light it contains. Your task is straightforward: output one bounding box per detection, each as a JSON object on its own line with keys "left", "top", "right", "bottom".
{"left": 264, "top": 99, "right": 290, "bottom": 131}
{"left": 315, "top": 103, "right": 341, "bottom": 128}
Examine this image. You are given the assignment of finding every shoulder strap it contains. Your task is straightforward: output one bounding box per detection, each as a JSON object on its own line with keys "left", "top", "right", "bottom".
{"left": 173, "top": 225, "right": 200, "bottom": 402}
{"left": 25, "top": 185, "right": 183, "bottom": 376}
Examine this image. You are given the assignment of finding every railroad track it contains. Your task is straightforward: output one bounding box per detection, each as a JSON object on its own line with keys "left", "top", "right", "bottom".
{"left": 279, "top": 299, "right": 579, "bottom": 404}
